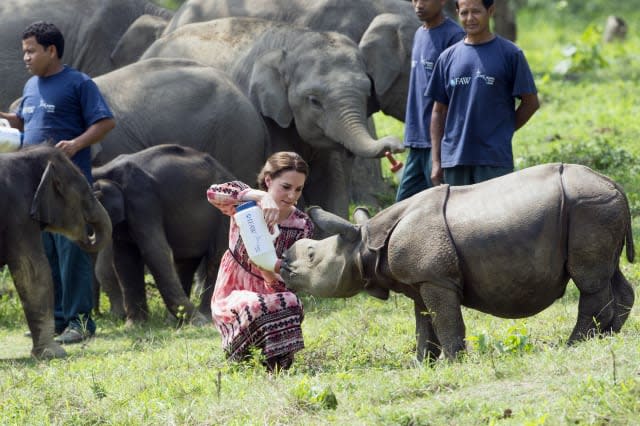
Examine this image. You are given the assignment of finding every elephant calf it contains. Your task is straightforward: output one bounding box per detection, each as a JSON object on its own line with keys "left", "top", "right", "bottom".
{"left": 0, "top": 145, "right": 112, "bottom": 359}
{"left": 281, "top": 163, "right": 635, "bottom": 362}
{"left": 93, "top": 144, "right": 234, "bottom": 326}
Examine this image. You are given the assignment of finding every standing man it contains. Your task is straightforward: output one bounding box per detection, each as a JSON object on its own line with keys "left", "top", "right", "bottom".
{"left": 396, "top": 0, "right": 465, "bottom": 201}
{"left": 0, "top": 21, "right": 115, "bottom": 343}
{"left": 428, "top": 0, "right": 539, "bottom": 186}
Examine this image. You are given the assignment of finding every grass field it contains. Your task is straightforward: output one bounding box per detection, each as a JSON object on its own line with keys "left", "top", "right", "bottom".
{"left": 2, "top": 4, "right": 640, "bottom": 425}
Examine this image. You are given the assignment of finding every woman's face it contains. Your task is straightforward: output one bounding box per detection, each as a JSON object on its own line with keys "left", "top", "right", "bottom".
{"left": 265, "top": 170, "right": 306, "bottom": 211}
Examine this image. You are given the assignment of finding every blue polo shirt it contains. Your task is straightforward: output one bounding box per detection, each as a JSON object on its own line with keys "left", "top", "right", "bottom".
{"left": 427, "top": 36, "right": 537, "bottom": 168}
{"left": 17, "top": 66, "right": 113, "bottom": 182}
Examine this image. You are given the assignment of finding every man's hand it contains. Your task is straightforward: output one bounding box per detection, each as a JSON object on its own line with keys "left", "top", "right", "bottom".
{"left": 431, "top": 161, "right": 444, "bottom": 186}
{"left": 55, "top": 139, "right": 81, "bottom": 157}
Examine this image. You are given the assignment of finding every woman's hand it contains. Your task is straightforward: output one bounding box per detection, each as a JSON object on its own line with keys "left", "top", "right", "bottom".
{"left": 259, "top": 193, "right": 280, "bottom": 227}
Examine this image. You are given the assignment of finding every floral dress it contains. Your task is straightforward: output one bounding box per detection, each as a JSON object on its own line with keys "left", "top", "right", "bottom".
{"left": 207, "top": 181, "right": 314, "bottom": 364}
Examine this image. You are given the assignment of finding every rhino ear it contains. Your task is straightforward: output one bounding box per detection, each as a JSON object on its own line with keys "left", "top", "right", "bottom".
{"left": 352, "top": 206, "right": 371, "bottom": 225}
{"left": 307, "top": 206, "right": 361, "bottom": 242}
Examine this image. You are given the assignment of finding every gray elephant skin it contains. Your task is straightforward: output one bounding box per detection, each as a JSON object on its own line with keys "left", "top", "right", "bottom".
{"left": 281, "top": 163, "right": 636, "bottom": 362}
{"left": 141, "top": 17, "right": 402, "bottom": 217}
{"left": 0, "top": 0, "right": 172, "bottom": 110}
{"left": 91, "top": 57, "right": 269, "bottom": 186}
{"left": 93, "top": 145, "right": 234, "bottom": 326}
{"left": 0, "top": 146, "right": 112, "bottom": 359}
{"left": 162, "top": 0, "right": 420, "bottom": 121}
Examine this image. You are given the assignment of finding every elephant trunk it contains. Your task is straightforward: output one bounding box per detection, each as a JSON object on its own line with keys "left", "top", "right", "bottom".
{"left": 327, "top": 99, "right": 403, "bottom": 158}
{"left": 77, "top": 200, "right": 112, "bottom": 253}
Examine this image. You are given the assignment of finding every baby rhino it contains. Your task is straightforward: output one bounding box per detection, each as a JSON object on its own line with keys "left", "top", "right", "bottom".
{"left": 280, "top": 163, "right": 635, "bottom": 361}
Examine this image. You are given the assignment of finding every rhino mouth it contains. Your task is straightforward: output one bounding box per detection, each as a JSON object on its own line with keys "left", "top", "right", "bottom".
{"left": 278, "top": 261, "right": 297, "bottom": 288}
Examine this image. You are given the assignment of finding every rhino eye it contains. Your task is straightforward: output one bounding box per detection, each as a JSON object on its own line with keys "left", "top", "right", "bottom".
{"left": 307, "top": 246, "right": 315, "bottom": 263}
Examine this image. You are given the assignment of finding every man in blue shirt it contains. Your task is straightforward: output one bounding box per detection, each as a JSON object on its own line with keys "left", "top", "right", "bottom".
{"left": 0, "top": 22, "right": 115, "bottom": 344}
{"left": 427, "top": 0, "right": 539, "bottom": 186}
{"left": 396, "top": 0, "right": 465, "bottom": 201}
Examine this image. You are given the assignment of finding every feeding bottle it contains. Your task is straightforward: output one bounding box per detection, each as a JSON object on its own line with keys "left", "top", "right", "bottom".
{"left": 384, "top": 151, "right": 404, "bottom": 182}
{"left": 0, "top": 119, "right": 23, "bottom": 153}
{"left": 234, "top": 201, "right": 281, "bottom": 272}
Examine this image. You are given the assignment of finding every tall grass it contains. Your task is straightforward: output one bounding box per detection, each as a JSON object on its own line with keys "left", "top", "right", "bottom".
{"left": 2, "top": 4, "right": 640, "bottom": 425}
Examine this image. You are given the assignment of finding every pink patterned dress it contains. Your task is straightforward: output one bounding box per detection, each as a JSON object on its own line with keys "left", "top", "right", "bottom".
{"left": 207, "top": 181, "right": 314, "bottom": 364}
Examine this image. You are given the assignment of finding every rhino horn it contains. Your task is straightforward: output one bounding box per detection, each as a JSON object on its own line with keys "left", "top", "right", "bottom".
{"left": 307, "top": 206, "right": 361, "bottom": 242}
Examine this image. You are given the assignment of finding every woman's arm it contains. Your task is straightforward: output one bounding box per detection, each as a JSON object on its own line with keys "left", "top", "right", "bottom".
{"left": 206, "top": 182, "right": 279, "bottom": 227}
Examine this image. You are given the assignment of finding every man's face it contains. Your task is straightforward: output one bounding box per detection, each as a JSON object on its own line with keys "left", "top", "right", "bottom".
{"left": 457, "top": 0, "right": 494, "bottom": 38}
{"left": 412, "top": 0, "right": 445, "bottom": 23}
{"left": 22, "top": 36, "right": 55, "bottom": 77}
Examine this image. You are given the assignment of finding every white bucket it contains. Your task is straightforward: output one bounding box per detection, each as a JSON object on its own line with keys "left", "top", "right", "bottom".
{"left": 0, "top": 118, "right": 22, "bottom": 153}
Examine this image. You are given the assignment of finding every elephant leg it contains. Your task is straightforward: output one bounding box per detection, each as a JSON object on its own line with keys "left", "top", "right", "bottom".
{"left": 196, "top": 231, "right": 228, "bottom": 318}
{"left": 112, "top": 239, "right": 148, "bottom": 324}
{"left": 419, "top": 284, "right": 465, "bottom": 360}
{"left": 8, "top": 245, "right": 66, "bottom": 359}
{"left": 414, "top": 298, "right": 441, "bottom": 364}
{"left": 94, "top": 243, "right": 126, "bottom": 319}
{"left": 176, "top": 258, "right": 200, "bottom": 296}
{"left": 611, "top": 268, "right": 635, "bottom": 332}
{"left": 131, "top": 229, "right": 207, "bottom": 326}
{"left": 350, "top": 157, "right": 392, "bottom": 209}
{"left": 303, "top": 149, "right": 351, "bottom": 219}
{"left": 193, "top": 257, "right": 215, "bottom": 318}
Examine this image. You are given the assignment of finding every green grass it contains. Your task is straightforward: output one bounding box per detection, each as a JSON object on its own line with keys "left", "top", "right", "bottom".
{"left": 2, "top": 5, "right": 640, "bottom": 425}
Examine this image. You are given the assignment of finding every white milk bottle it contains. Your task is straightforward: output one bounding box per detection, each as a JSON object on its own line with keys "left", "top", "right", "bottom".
{"left": 0, "top": 118, "right": 23, "bottom": 153}
{"left": 234, "top": 201, "right": 280, "bottom": 272}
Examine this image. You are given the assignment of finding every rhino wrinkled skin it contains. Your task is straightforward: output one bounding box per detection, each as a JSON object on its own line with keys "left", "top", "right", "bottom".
{"left": 281, "top": 163, "right": 635, "bottom": 362}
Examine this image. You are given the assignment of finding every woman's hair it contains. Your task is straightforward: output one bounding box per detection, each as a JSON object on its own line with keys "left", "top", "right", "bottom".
{"left": 257, "top": 152, "right": 309, "bottom": 190}
{"left": 23, "top": 21, "right": 65, "bottom": 58}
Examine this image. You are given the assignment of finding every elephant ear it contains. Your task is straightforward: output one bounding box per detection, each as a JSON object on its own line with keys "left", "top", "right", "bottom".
{"left": 359, "top": 13, "right": 414, "bottom": 96}
{"left": 93, "top": 180, "right": 126, "bottom": 225}
{"left": 307, "top": 206, "right": 361, "bottom": 242}
{"left": 110, "top": 14, "right": 168, "bottom": 68}
{"left": 248, "top": 49, "right": 293, "bottom": 128}
{"left": 30, "top": 161, "right": 64, "bottom": 225}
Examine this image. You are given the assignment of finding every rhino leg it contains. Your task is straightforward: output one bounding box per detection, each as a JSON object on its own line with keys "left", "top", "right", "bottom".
{"left": 413, "top": 299, "right": 441, "bottom": 363}
{"left": 569, "top": 265, "right": 634, "bottom": 341}
{"left": 611, "top": 268, "right": 635, "bottom": 332}
{"left": 419, "top": 285, "right": 465, "bottom": 360}
{"left": 567, "top": 282, "right": 615, "bottom": 344}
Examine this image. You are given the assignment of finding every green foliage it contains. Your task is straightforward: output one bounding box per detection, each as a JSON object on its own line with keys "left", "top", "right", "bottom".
{"left": 150, "top": 0, "right": 185, "bottom": 10}
{"left": 516, "top": 138, "right": 640, "bottom": 215}
{"left": 0, "top": 294, "right": 24, "bottom": 328}
{"left": 290, "top": 377, "right": 338, "bottom": 411}
{"left": 516, "top": 137, "right": 637, "bottom": 174}
{"left": 467, "top": 322, "right": 534, "bottom": 356}
{"left": 554, "top": 24, "right": 608, "bottom": 77}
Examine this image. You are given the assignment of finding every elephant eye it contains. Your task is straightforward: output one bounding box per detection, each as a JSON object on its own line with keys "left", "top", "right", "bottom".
{"left": 307, "top": 95, "right": 323, "bottom": 109}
